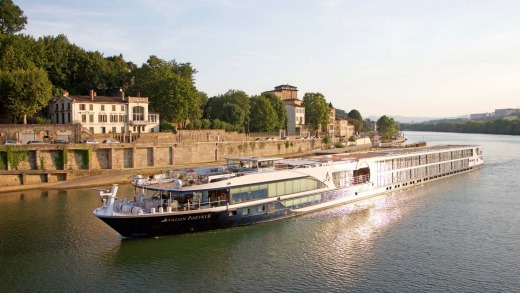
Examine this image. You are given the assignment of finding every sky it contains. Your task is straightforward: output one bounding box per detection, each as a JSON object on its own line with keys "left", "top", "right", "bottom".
{"left": 17, "top": 0, "right": 520, "bottom": 118}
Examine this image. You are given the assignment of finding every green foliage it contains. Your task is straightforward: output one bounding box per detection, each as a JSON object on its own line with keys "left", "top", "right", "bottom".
{"left": 348, "top": 135, "right": 356, "bottom": 142}
{"left": 0, "top": 67, "right": 52, "bottom": 123}
{"left": 56, "top": 148, "right": 68, "bottom": 170}
{"left": 401, "top": 118, "right": 520, "bottom": 135}
{"left": 322, "top": 135, "right": 331, "bottom": 145}
{"left": 0, "top": 0, "right": 27, "bottom": 35}
{"left": 80, "top": 148, "right": 90, "bottom": 170}
{"left": 250, "top": 141, "right": 256, "bottom": 154}
{"left": 302, "top": 92, "right": 329, "bottom": 133}
{"left": 34, "top": 116, "right": 51, "bottom": 124}
{"left": 377, "top": 115, "right": 400, "bottom": 142}
{"left": 263, "top": 93, "right": 287, "bottom": 131}
{"left": 204, "top": 90, "right": 250, "bottom": 131}
{"left": 0, "top": 151, "right": 7, "bottom": 170}
{"left": 160, "top": 121, "right": 175, "bottom": 132}
{"left": 336, "top": 109, "right": 348, "bottom": 118}
{"left": 39, "top": 155, "right": 45, "bottom": 170}
{"left": 211, "top": 118, "right": 242, "bottom": 132}
{"left": 249, "top": 95, "right": 277, "bottom": 132}
{"left": 131, "top": 56, "right": 200, "bottom": 128}
{"left": 277, "top": 143, "right": 282, "bottom": 153}
{"left": 6, "top": 146, "right": 27, "bottom": 170}
{"left": 347, "top": 109, "right": 364, "bottom": 133}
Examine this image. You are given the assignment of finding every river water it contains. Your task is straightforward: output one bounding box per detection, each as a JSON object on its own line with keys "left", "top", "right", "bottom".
{"left": 1, "top": 131, "right": 519, "bottom": 292}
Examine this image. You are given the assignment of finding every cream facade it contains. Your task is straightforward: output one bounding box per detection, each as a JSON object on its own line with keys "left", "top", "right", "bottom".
{"left": 49, "top": 90, "right": 160, "bottom": 134}
{"left": 335, "top": 118, "right": 355, "bottom": 138}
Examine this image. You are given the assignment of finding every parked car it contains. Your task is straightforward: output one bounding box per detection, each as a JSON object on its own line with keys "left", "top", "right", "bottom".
{"left": 3, "top": 140, "right": 21, "bottom": 145}
{"left": 27, "top": 140, "right": 46, "bottom": 144}
{"left": 102, "top": 139, "right": 120, "bottom": 144}
{"left": 51, "top": 140, "right": 70, "bottom": 144}
{"left": 84, "top": 139, "right": 99, "bottom": 144}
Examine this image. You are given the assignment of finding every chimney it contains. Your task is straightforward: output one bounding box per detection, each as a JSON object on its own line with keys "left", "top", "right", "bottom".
{"left": 90, "top": 89, "right": 94, "bottom": 100}
{"left": 137, "top": 92, "right": 141, "bottom": 97}
{"left": 120, "top": 90, "right": 125, "bottom": 101}
{"left": 63, "top": 90, "right": 69, "bottom": 97}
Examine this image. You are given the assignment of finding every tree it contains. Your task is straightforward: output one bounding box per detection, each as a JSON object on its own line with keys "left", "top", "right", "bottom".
{"left": 249, "top": 95, "right": 277, "bottom": 132}
{"left": 0, "top": 34, "right": 38, "bottom": 71}
{"left": 131, "top": 55, "right": 200, "bottom": 128}
{"left": 263, "top": 92, "right": 287, "bottom": 131}
{"left": 377, "top": 115, "right": 400, "bottom": 141}
{"left": 347, "top": 109, "right": 364, "bottom": 134}
{"left": 0, "top": 68, "right": 52, "bottom": 124}
{"left": 0, "top": 0, "right": 27, "bottom": 35}
{"left": 302, "top": 92, "right": 329, "bottom": 134}
{"left": 204, "top": 90, "right": 250, "bottom": 131}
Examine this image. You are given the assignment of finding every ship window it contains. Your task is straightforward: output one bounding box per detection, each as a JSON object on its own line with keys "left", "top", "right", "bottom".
{"left": 285, "top": 181, "right": 294, "bottom": 194}
{"left": 242, "top": 208, "right": 250, "bottom": 215}
{"left": 276, "top": 182, "right": 285, "bottom": 195}
{"left": 258, "top": 205, "right": 265, "bottom": 212}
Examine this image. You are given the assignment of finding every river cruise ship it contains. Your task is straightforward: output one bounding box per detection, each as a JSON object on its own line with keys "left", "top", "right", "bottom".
{"left": 94, "top": 145, "right": 483, "bottom": 237}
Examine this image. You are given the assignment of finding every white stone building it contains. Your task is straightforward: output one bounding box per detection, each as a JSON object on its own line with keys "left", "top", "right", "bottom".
{"left": 49, "top": 90, "right": 160, "bottom": 135}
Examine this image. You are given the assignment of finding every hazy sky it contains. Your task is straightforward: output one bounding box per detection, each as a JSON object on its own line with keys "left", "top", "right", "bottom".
{"left": 18, "top": 0, "right": 520, "bottom": 118}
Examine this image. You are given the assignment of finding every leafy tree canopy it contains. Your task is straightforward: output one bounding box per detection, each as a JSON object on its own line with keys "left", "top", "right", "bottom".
{"left": 130, "top": 56, "right": 200, "bottom": 126}
{"left": 0, "top": 67, "right": 52, "bottom": 124}
{"left": 347, "top": 109, "right": 364, "bottom": 133}
{"left": 0, "top": 0, "right": 27, "bottom": 35}
{"left": 377, "top": 115, "right": 400, "bottom": 141}
{"left": 302, "top": 92, "right": 329, "bottom": 133}
{"left": 204, "top": 90, "right": 250, "bottom": 131}
{"left": 249, "top": 95, "right": 278, "bottom": 132}
{"left": 262, "top": 92, "right": 287, "bottom": 131}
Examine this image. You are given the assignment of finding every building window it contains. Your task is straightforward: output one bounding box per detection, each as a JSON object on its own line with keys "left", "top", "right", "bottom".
{"left": 121, "top": 127, "right": 125, "bottom": 133}
{"left": 67, "top": 113, "right": 71, "bottom": 123}
{"left": 121, "top": 105, "right": 125, "bottom": 111}
{"left": 89, "top": 104, "right": 93, "bottom": 111}
{"left": 80, "top": 104, "right": 86, "bottom": 110}
{"left": 101, "top": 105, "right": 105, "bottom": 111}
{"left": 101, "top": 127, "right": 106, "bottom": 134}
{"left": 61, "top": 113, "right": 65, "bottom": 124}
{"left": 89, "top": 127, "right": 94, "bottom": 134}
{"left": 61, "top": 103, "right": 64, "bottom": 110}
{"left": 112, "top": 127, "right": 117, "bottom": 133}
{"left": 89, "top": 114, "right": 94, "bottom": 122}
{"left": 55, "top": 104, "right": 58, "bottom": 110}
{"left": 132, "top": 106, "right": 144, "bottom": 121}
{"left": 110, "top": 114, "right": 118, "bottom": 122}
{"left": 98, "top": 114, "right": 107, "bottom": 122}
{"left": 67, "top": 103, "right": 70, "bottom": 110}
{"left": 112, "top": 105, "right": 116, "bottom": 111}
{"left": 82, "top": 114, "right": 86, "bottom": 123}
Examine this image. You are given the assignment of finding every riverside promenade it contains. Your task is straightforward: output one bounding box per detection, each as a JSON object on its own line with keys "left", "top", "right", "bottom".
{"left": 0, "top": 144, "right": 375, "bottom": 194}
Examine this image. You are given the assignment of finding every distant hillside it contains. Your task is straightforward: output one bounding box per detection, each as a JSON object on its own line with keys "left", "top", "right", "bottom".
{"left": 367, "top": 115, "right": 470, "bottom": 123}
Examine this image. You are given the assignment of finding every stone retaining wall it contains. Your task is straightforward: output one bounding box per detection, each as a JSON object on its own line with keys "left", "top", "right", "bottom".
{"left": 0, "top": 139, "right": 320, "bottom": 187}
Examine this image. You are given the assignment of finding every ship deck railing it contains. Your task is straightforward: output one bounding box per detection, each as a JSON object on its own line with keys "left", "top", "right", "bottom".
{"left": 332, "top": 174, "right": 371, "bottom": 188}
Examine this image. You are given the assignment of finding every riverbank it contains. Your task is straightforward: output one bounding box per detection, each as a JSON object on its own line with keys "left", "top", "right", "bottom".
{"left": 0, "top": 162, "right": 221, "bottom": 194}
{"left": 0, "top": 144, "right": 377, "bottom": 194}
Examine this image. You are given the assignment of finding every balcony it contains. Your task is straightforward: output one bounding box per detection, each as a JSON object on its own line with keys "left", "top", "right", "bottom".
{"left": 129, "top": 120, "right": 148, "bottom": 126}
